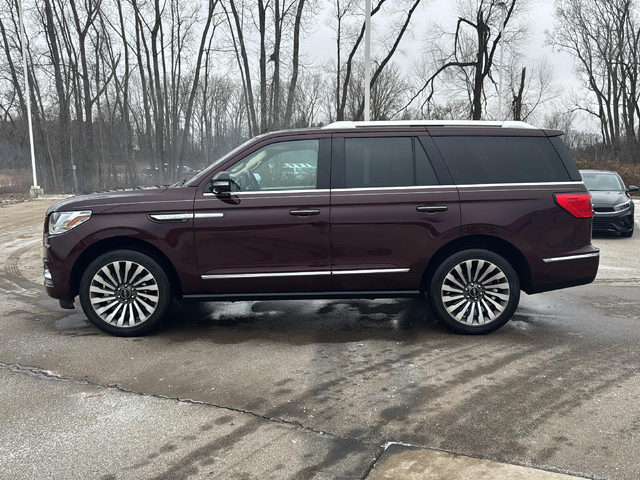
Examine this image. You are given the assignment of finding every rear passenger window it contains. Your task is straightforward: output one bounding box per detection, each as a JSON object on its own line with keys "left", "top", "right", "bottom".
{"left": 344, "top": 137, "right": 439, "bottom": 188}
{"left": 416, "top": 140, "right": 439, "bottom": 186}
{"left": 432, "top": 136, "right": 570, "bottom": 185}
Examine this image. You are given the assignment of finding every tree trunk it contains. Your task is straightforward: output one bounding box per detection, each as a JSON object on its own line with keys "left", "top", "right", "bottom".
{"left": 284, "top": 0, "right": 306, "bottom": 128}
{"left": 151, "top": 0, "right": 166, "bottom": 183}
{"left": 177, "top": 0, "right": 216, "bottom": 173}
{"left": 512, "top": 67, "right": 526, "bottom": 121}
{"left": 258, "top": 0, "right": 268, "bottom": 132}
{"left": 43, "top": 0, "right": 72, "bottom": 192}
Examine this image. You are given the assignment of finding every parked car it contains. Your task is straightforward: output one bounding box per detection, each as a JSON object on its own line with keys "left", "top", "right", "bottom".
{"left": 580, "top": 169, "right": 638, "bottom": 237}
{"left": 43, "top": 120, "right": 599, "bottom": 336}
{"left": 176, "top": 165, "right": 198, "bottom": 179}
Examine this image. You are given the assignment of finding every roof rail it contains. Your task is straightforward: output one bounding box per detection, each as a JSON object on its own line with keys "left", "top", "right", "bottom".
{"left": 321, "top": 120, "right": 538, "bottom": 130}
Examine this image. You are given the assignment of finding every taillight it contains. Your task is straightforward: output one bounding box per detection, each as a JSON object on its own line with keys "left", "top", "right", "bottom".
{"left": 554, "top": 193, "right": 594, "bottom": 219}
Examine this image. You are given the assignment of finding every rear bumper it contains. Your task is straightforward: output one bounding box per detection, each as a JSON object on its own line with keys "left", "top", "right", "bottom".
{"left": 526, "top": 247, "right": 600, "bottom": 295}
{"left": 527, "top": 275, "right": 596, "bottom": 294}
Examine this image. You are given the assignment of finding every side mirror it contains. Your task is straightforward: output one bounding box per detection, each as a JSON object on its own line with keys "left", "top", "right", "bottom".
{"left": 628, "top": 185, "right": 639, "bottom": 193}
{"left": 211, "top": 171, "right": 233, "bottom": 196}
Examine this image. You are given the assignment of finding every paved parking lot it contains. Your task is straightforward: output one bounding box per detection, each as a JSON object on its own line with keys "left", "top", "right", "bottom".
{"left": 0, "top": 199, "right": 639, "bottom": 479}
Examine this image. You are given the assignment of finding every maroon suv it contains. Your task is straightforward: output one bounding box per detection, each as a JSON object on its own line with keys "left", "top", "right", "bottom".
{"left": 43, "top": 120, "right": 599, "bottom": 336}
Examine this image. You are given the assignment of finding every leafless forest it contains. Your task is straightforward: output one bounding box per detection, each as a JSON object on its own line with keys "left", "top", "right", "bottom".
{"left": 0, "top": 0, "right": 639, "bottom": 194}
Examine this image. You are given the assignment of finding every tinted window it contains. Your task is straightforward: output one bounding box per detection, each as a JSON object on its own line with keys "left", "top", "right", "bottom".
{"left": 229, "top": 140, "right": 318, "bottom": 191}
{"left": 344, "top": 137, "right": 438, "bottom": 188}
{"left": 433, "top": 136, "right": 570, "bottom": 185}
{"left": 416, "top": 140, "right": 439, "bottom": 186}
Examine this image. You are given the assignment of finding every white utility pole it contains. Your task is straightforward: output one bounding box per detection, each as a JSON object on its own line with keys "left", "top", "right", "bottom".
{"left": 364, "top": 0, "right": 371, "bottom": 121}
{"left": 18, "top": 0, "right": 41, "bottom": 197}
{"left": 497, "top": 1, "right": 507, "bottom": 120}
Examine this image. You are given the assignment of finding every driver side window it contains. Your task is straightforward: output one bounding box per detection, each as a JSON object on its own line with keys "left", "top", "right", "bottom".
{"left": 228, "top": 139, "right": 319, "bottom": 191}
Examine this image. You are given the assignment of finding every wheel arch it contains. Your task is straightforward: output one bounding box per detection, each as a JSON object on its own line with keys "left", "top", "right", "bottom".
{"left": 70, "top": 237, "right": 182, "bottom": 298}
{"left": 421, "top": 234, "right": 532, "bottom": 292}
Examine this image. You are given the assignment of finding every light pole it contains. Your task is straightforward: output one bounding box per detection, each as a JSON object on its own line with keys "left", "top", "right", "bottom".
{"left": 364, "top": 0, "right": 371, "bottom": 121}
{"left": 17, "top": 0, "right": 41, "bottom": 198}
{"left": 496, "top": 0, "right": 507, "bottom": 120}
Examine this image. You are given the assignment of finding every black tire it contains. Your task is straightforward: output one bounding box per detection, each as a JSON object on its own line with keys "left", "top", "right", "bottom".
{"left": 428, "top": 249, "right": 520, "bottom": 335}
{"left": 621, "top": 223, "right": 634, "bottom": 237}
{"left": 79, "top": 249, "right": 172, "bottom": 336}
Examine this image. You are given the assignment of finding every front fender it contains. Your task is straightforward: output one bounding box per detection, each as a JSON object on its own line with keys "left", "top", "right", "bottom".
{"left": 46, "top": 214, "right": 200, "bottom": 299}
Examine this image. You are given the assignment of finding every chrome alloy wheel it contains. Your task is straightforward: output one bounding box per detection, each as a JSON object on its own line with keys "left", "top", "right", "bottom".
{"left": 88, "top": 261, "right": 159, "bottom": 328}
{"left": 440, "top": 259, "right": 510, "bottom": 326}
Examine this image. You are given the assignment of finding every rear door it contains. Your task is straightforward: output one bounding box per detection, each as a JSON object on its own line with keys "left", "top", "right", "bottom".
{"left": 329, "top": 132, "right": 461, "bottom": 291}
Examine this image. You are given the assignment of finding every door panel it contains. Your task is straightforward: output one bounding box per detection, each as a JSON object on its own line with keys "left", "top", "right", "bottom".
{"left": 194, "top": 191, "right": 331, "bottom": 293}
{"left": 330, "top": 186, "right": 461, "bottom": 290}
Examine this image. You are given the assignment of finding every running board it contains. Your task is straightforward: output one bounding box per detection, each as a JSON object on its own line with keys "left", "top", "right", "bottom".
{"left": 181, "top": 290, "right": 421, "bottom": 302}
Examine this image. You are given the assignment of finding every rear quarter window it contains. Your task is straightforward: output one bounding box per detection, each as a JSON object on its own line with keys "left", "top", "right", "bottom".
{"left": 433, "top": 136, "right": 571, "bottom": 185}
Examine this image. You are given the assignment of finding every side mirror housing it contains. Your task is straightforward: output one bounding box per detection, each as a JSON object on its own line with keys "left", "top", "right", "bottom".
{"left": 628, "top": 185, "right": 639, "bottom": 193}
{"left": 211, "top": 171, "right": 233, "bottom": 196}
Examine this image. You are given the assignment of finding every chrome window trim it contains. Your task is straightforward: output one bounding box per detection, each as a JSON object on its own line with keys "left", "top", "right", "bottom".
{"left": 201, "top": 267, "right": 410, "bottom": 280}
{"left": 543, "top": 252, "right": 600, "bottom": 263}
{"left": 332, "top": 185, "right": 452, "bottom": 193}
{"left": 457, "top": 181, "right": 586, "bottom": 189}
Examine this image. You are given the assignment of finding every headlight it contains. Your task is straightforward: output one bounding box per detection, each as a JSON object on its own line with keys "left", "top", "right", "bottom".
{"left": 613, "top": 200, "right": 631, "bottom": 211}
{"left": 48, "top": 211, "right": 92, "bottom": 235}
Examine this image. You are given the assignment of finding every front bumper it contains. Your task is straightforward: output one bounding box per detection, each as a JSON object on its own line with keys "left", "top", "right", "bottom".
{"left": 43, "top": 227, "right": 84, "bottom": 302}
{"left": 592, "top": 209, "right": 634, "bottom": 233}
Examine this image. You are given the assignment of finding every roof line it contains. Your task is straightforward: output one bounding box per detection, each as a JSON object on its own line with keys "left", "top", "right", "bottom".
{"left": 321, "top": 120, "right": 538, "bottom": 130}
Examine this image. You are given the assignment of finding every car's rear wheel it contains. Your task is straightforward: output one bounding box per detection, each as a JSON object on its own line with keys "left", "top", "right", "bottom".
{"left": 428, "top": 249, "right": 520, "bottom": 334}
{"left": 79, "top": 250, "right": 171, "bottom": 336}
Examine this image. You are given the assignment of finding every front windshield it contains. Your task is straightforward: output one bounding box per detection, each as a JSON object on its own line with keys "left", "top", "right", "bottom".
{"left": 181, "top": 136, "right": 264, "bottom": 185}
{"left": 582, "top": 172, "right": 624, "bottom": 191}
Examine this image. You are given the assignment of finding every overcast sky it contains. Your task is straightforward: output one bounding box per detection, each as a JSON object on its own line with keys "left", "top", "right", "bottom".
{"left": 302, "top": 0, "right": 583, "bottom": 120}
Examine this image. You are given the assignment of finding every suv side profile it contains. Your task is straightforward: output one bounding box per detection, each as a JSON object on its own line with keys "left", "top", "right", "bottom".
{"left": 43, "top": 120, "right": 599, "bottom": 336}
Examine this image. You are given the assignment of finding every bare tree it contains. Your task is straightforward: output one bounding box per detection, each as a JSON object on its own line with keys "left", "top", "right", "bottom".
{"left": 399, "top": 0, "right": 527, "bottom": 120}
{"left": 548, "top": 0, "right": 640, "bottom": 153}
{"left": 507, "top": 57, "right": 559, "bottom": 122}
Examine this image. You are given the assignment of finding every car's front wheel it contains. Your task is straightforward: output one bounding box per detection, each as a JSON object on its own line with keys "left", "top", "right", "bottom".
{"left": 428, "top": 249, "right": 520, "bottom": 334}
{"left": 79, "top": 249, "right": 172, "bottom": 336}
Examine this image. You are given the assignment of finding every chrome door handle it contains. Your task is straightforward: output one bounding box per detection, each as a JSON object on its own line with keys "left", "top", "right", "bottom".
{"left": 289, "top": 209, "right": 321, "bottom": 216}
{"left": 417, "top": 205, "right": 448, "bottom": 213}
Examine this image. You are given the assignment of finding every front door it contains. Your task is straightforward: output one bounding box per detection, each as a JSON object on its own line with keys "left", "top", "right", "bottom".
{"left": 329, "top": 134, "right": 461, "bottom": 291}
{"left": 194, "top": 136, "right": 332, "bottom": 294}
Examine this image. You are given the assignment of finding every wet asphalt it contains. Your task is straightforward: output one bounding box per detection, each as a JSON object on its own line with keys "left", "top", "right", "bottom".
{"left": 0, "top": 199, "right": 639, "bottom": 479}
